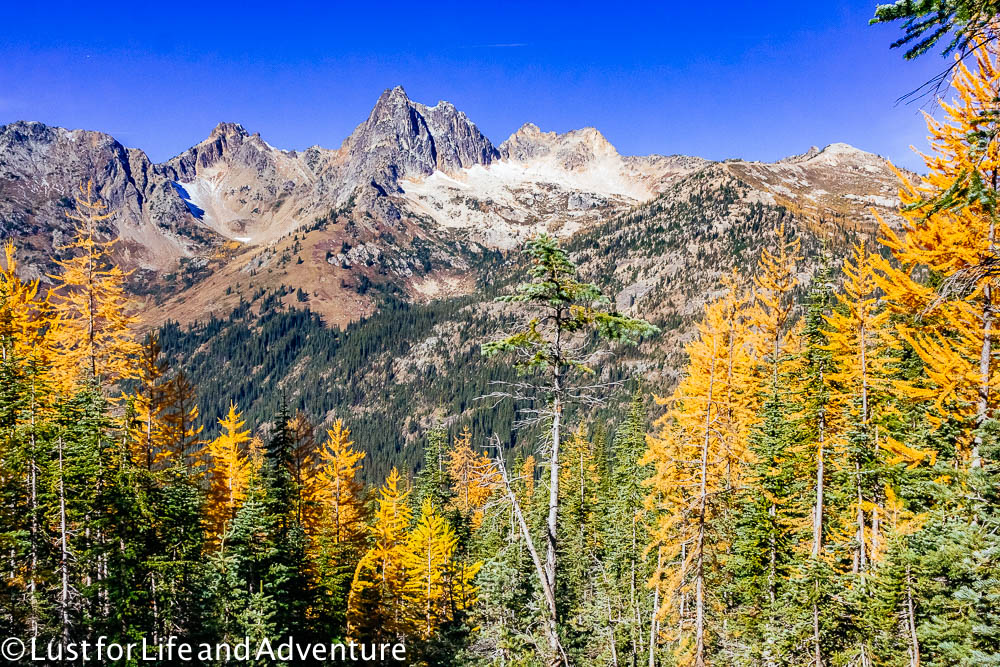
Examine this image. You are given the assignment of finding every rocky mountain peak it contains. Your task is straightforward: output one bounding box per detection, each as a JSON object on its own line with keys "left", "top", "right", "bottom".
{"left": 334, "top": 87, "right": 498, "bottom": 202}
{"left": 167, "top": 121, "right": 276, "bottom": 180}
{"left": 499, "top": 123, "right": 619, "bottom": 169}
{"left": 206, "top": 122, "right": 250, "bottom": 143}
{"left": 778, "top": 142, "right": 879, "bottom": 166}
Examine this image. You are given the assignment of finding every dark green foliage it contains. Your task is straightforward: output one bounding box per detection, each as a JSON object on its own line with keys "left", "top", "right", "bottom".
{"left": 872, "top": 0, "right": 1000, "bottom": 60}
{"left": 414, "top": 425, "right": 454, "bottom": 512}
{"left": 727, "top": 391, "right": 806, "bottom": 663}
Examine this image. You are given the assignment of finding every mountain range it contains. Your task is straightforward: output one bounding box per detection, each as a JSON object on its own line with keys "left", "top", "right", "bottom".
{"left": 0, "top": 86, "right": 913, "bottom": 470}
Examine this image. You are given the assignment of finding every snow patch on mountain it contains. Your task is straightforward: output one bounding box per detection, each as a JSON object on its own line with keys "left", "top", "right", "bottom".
{"left": 174, "top": 172, "right": 253, "bottom": 240}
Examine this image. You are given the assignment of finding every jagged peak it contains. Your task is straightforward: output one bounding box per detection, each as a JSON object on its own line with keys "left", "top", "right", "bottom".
{"left": 207, "top": 122, "right": 249, "bottom": 141}
{"left": 374, "top": 85, "right": 411, "bottom": 107}
{"left": 426, "top": 99, "right": 456, "bottom": 111}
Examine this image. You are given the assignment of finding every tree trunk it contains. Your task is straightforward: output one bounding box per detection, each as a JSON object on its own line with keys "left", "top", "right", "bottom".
{"left": 812, "top": 378, "right": 825, "bottom": 560}
{"left": 906, "top": 565, "right": 920, "bottom": 667}
{"left": 28, "top": 375, "right": 39, "bottom": 638}
{"left": 678, "top": 541, "right": 686, "bottom": 651}
{"left": 543, "top": 337, "right": 564, "bottom": 667}
{"left": 812, "top": 388, "right": 825, "bottom": 667}
{"left": 648, "top": 547, "right": 662, "bottom": 667}
{"left": 58, "top": 435, "right": 71, "bottom": 644}
{"left": 854, "top": 462, "right": 866, "bottom": 574}
{"left": 694, "top": 343, "right": 716, "bottom": 667}
{"left": 973, "top": 216, "right": 996, "bottom": 468}
{"left": 498, "top": 449, "right": 565, "bottom": 665}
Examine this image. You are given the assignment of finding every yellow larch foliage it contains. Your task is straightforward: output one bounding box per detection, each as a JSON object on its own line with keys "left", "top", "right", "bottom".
{"left": 204, "top": 402, "right": 253, "bottom": 543}
{"left": 713, "top": 270, "right": 757, "bottom": 479}
{"left": 644, "top": 276, "right": 756, "bottom": 665}
{"left": 347, "top": 467, "right": 412, "bottom": 640}
{"left": 47, "top": 181, "right": 139, "bottom": 393}
{"left": 0, "top": 242, "right": 53, "bottom": 367}
{"left": 750, "top": 224, "right": 802, "bottom": 391}
{"left": 825, "top": 244, "right": 937, "bottom": 469}
{"left": 520, "top": 454, "right": 536, "bottom": 506}
{"left": 824, "top": 244, "right": 896, "bottom": 420}
{"left": 446, "top": 427, "right": 498, "bottom": 525}
{"left": 560, "top": 425, "right": 602, "bottom": 552}
{"left": 874, "top": 44, "right": 1000, "bottom": 465}
{"left": 247, "top": 435, "right": 265, "bottom": 472}
{"left": 313, "top": 419, "right": 367, "bottom": 546}
{"left": 643, "top": 421, "right": 696, "bottom": 661}
{"left": 399, "top": 500, "right": 480, "bottom": 639}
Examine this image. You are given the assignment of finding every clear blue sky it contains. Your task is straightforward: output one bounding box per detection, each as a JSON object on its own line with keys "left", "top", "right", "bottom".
{"left": 0, "top": 1, "right": 947, "bottom": 170}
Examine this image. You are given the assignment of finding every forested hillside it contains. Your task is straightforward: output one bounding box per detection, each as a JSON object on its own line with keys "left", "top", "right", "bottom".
{"left": 155, "top": 165, "right": 875, "bottom": 483}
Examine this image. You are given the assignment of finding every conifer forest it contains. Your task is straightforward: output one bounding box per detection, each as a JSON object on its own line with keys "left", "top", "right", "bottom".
{"left": 4, "top": 3, "right": 1000, "bottom": 666}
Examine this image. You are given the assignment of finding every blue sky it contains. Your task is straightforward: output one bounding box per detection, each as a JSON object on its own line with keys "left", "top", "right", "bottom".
{"left": 0, "top": 1, "right": 947, "bottom": 170}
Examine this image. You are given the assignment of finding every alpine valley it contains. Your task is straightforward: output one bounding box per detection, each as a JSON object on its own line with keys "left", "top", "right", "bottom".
{"left": 0, "top": 85, "right": 910, "bottom": 478}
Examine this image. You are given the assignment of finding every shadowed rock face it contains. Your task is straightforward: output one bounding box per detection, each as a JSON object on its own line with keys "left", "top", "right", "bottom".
{"left": 0, "top": 87, "right": 503, "bottom": 269}
{"left": 335, "top": 86, "right": 499, "bottom": 201}
{"left": 0, "top": 121, "right": 213, "bottom": 273}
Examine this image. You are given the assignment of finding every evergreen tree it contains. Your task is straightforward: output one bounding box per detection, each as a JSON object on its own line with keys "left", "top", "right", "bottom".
{"left": 483, "top": 233, "right": 657, "bottom": 665}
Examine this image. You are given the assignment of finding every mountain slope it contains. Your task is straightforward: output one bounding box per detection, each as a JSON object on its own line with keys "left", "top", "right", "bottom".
{"left": 0, "top": 89, "right": 917, "bottom": 472}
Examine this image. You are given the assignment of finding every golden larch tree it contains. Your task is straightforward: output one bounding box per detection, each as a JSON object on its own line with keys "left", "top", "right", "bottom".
{"left": 645, "top": 276, "right": 755, "bottom": 667}
{"left": 347, "top": 467, "right": 413, "bottom": 640}
{"left": 313, "top": 419, "right": 367, "bottom": 547}
{"left": 48, "top": 180, "right": 139, "bottom": 393}
{"left": 0, "top": 242, "right": 54, "bottom": 367}
{"left": 874, "top": 44, "right": 1000, "bottom": 467}
{"left": 399, "top": 500, "right": 480, "bottom": 639}
{"left": 204, "top": 402, "right": 253, "bottom": 543}
{"left": 446, "top": 426, "right": 497, "bottom": 525}
{"left": 750, "top": 224, "right": 802, "bottom": 391}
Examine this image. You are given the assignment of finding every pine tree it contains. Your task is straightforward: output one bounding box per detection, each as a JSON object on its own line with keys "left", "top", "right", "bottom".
{"left": 483, "top": 233, "right": 657, "bottom": 664}
{"left": 794, "top": 260, "right": 838, "bottom": 667}
{"left": 556, "top": 425, "right": 601, "bottom": 631}
{"left": 729, "top": 389, "right": 805, "bottom": 665}
{"left": 129, "top": 333, "right": 171, "bottom": 471}
{"left": 287, "top": 410, "right": 319, "bottom": 526}
{"left": 604, "top": 389, "right": 656, "bottom": 667}
{"left": 415, "top": 425, "right": 453, "bottom": 512}
{"left": 159, "top": 371, "right": 204, "bottom": 472}
{"left": 254, "top": 402, "right": 311, "bottom": 639}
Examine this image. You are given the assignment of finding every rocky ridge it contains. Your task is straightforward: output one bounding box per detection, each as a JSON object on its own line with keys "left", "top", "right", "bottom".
{"left": 0, "top": 86, "right": 911, "bottom": 328}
